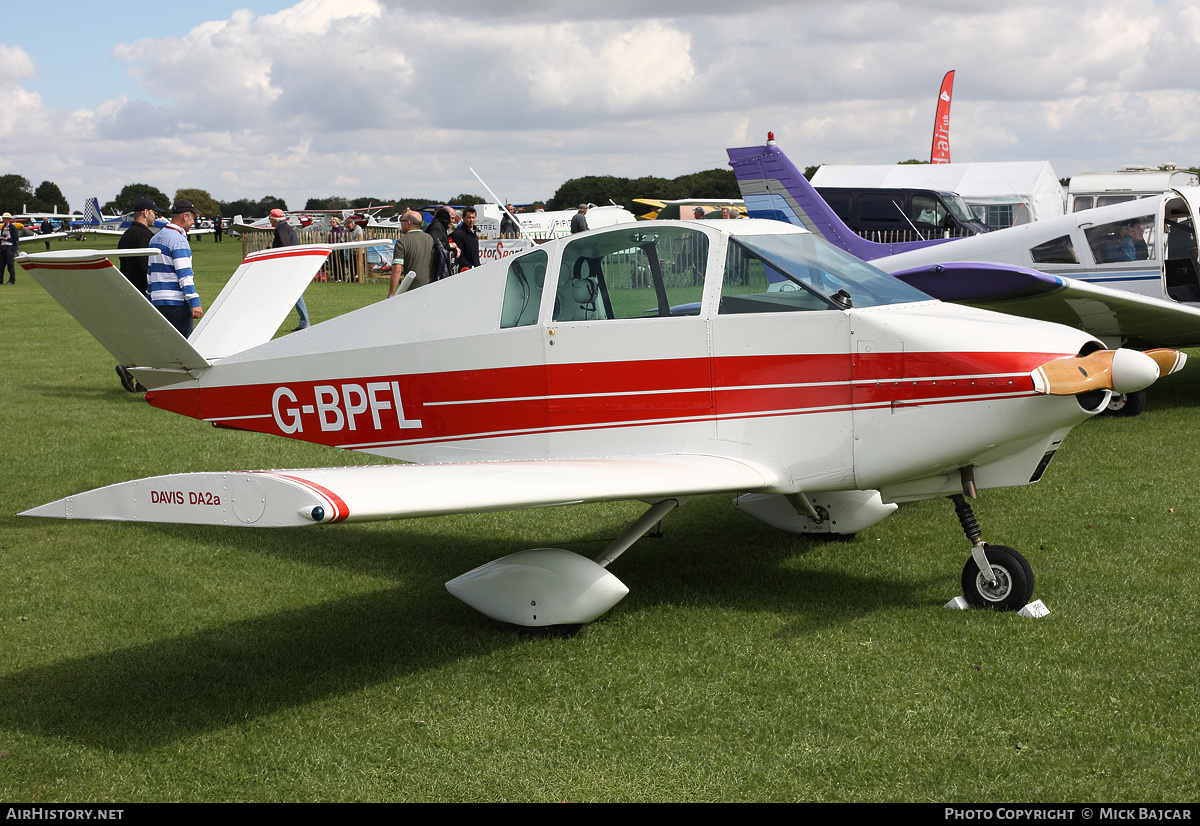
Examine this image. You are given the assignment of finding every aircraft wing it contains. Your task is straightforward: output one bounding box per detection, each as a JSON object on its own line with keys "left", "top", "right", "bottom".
{"left": 22, "top": 454, "right": 784, "bottom": 527}
{"left": 18, "top": 231, "right": 71, "bottom": 243}
{"left": 891, "top": 261, "right": 1200, "bottom": 349}
{"left": 76, "top": 227, "right": 126, "bottom": 237}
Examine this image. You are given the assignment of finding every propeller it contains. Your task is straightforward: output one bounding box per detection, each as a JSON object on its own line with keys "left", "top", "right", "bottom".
{"left": 1031, "top": 348, "right": 1186, "bottom": 396}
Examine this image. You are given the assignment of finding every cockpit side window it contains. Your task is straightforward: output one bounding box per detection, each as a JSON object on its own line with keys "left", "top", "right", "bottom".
{"left": 1084, "top": 215, "right": 1155, "bottom": 264}
{"left": 500, "top": 249, "right": 548, "bottom": 328}
{"left": 1030, "top": 235, "right": 1079, "bottom": 265}
{"left": 552, "top": 227, "right": 708, "bottom": 321}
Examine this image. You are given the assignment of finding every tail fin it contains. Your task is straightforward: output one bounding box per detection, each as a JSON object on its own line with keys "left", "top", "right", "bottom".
{"left": 190, "top": 245, "right": 330, "bottom": 359}
{"left": 727, "top": 138, "right": 949, "bottom": 261}
{"left": 82, "top": 197, "right": 102, "bottom": 225}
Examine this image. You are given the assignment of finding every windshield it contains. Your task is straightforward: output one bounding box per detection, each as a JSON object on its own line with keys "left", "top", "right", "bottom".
{"left": 942, "top": 193, "right": 980, "bottom": 224}
{"left": 726, "top": 233, "right": 933, "bottom": 311}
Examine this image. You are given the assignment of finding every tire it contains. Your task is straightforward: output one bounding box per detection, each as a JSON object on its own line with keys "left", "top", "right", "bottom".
{"left": 961, "top": 544, "right": 1034, "bottom": 611}
{"left": 1105, "top": 390, "right": 1146, "bottom": 417}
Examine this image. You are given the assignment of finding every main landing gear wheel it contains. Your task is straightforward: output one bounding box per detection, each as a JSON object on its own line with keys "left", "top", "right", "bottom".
{"left": 1105, "top": 389, "right": 1146, "bottom": 417}
{"left": 961, "top": 544, "right": 1034, "bottom": 611}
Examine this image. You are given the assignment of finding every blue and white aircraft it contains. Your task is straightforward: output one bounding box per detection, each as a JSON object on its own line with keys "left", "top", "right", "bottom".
{"left": 729, "top": 136, "right": 1200, "bottom": 415}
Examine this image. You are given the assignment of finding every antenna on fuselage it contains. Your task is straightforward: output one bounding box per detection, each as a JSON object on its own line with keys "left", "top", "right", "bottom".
{"left": 469, "top": 166, "right": 536, "bottom": 243}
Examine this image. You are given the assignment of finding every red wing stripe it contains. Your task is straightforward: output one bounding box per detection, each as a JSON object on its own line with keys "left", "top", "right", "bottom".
{"left": 245, "top": 247, "right": 331, "bottom": 263}
{"left": 256, "top": 472, "right": 351, "bottom": 523}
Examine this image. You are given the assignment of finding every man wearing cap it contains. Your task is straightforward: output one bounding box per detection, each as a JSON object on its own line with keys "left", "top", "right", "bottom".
{"left": 117, "top": 197, "right": 162, "bottom": 295}
{"left": 115, "top": 197, "right": 163, "bottom": 392}
{"left": 0, "top": 213, "right": 18, "bottom": 284}
{"left": 148, "top": 199, "right": 204, "bottom": 338}
{"left": 269, "top": 208, "right": 309, "bottom": 331}
{"left": 570, "top": 204, "right": 589, "bottom": 234}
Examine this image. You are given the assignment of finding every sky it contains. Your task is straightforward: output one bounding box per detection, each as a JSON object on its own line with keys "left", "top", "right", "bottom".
{"left": 4, "top": 0, "right": 1200, "bottom": 213}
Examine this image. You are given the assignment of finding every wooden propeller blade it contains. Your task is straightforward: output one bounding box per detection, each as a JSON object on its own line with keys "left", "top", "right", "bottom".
{"left": 1144, "top": 348, "right": 1188, "bottom": 377}
{"left": 1031, "top": 348, "right": 1173, "bottom": 396}
{"left": 1032, "top": 350, "right": 1117, "bottom": 396}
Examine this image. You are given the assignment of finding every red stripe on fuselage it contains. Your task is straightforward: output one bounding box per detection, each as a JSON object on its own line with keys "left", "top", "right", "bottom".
{"left": 147, "top": 351, "right": 1061, "bottom": 451}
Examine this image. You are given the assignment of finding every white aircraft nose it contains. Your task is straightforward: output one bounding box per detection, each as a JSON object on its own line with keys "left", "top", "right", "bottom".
{"left": 1110, "top": 348, "right": 1161, "bottom": 394}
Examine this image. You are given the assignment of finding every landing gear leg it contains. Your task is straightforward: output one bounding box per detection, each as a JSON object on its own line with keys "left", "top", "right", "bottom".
{"left": 949, "top": 487, "right": 1034, "bottom": 611}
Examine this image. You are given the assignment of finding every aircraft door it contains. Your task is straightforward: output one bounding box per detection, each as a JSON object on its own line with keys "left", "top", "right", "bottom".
{"left": 542, "top": 227, "right": 715, "bottom": 456}
{"left": 1163, "top": 189, "right": 1200, "bottom": 303}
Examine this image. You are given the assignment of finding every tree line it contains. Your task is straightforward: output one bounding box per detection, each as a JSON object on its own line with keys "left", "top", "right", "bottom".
{"left": 0, "top": 175, "right": 72, "bottom": 214}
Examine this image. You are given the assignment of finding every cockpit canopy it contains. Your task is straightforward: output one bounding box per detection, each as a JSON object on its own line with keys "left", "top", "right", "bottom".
{"left": 499, "top": 224, "right": 932, "bottom": 329}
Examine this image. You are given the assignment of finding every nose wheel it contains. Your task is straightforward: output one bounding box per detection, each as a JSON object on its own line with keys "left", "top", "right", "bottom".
{"left": 950, "top": 491, "right": 1035, "bottom": 611}
{"left": 960, "top": 544, "right": 1034, "bottom": 610}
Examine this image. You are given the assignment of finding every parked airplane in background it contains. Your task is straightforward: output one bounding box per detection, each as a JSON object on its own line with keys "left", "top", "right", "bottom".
{"left": 729, "top": 136, "right": 1200, "bottom": 415}
{"left": 229, "top": 205, "right": 393, "bottom": 235}
{"left": 65, "top": 197, "right": 212, "bottom": 239}
{"left": 18, "top": 219, "right": 1182, "bottom": 626}
{"left": 473, "top": 202, "right": 636, "bottom": 241}
{"left": 68, "top": 197, "right": 126, "bottom": 234}
{"left": 632, "top": 199, "right": 746, "bottom": 220}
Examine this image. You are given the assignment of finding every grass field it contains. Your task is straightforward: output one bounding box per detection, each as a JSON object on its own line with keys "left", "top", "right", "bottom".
{"left": 1, "top": 233, "right": 1198, "bottom": 802}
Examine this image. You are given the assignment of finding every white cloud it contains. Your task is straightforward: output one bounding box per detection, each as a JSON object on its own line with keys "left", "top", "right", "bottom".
{"left": 4, "top": 0, "right": 1200, "bottom": 212}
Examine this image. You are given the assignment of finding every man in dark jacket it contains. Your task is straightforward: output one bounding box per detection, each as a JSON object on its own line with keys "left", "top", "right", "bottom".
{"left": 0, "top": 213, "right": 19, "bottom": 284}
{"left": 114, "top": 196, "right": 162, "bottom": 392}
{"left": 117, "top": 197, "right": 162, "bottom": 294}
{"left": 450, "top": 206, "right": 481, "bottom": 271}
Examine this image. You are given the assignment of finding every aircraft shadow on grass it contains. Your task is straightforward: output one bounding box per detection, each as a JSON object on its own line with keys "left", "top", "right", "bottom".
{"left": 0, "top": 504, "right": 932, "bottom": 751}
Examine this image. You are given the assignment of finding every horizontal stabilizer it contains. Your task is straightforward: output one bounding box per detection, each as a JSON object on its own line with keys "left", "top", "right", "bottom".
{"left": 20, "top": 249, "right": 208, "bottom": 372}
{"left": 22, "top": 454, "right": 782, "bottom": 528}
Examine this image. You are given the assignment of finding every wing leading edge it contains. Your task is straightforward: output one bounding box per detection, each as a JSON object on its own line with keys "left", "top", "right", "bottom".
{"left": 891, "top": 262, "right": 1200, "bottom": 349}
{"left": 21, "top": 454, "right": 785, "bottom": 528}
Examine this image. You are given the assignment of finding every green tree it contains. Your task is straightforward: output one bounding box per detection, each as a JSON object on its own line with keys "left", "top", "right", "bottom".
{"left": 0, "top": 174, "right": 36, "bottom": 212}
{"left": 804, "top": 165, "right": 820, "bottom": 181}
{"left": 447, "top": 193, "right": 486, "bottom": 206}
{"left": 175, "top": 188, "right": 220, "bottom": 215}
{"left": 105, "top": 183, "right": 171, "bottom": 214}
{"left": 547, "top": 175, "right": 633, "bottom": 211}
{"left": 33, "top": 181, "right": 69, "bottom": 214}
{"left": 898, "top": 159, "right": 930, "bottom": 165}
{"left": 258, "top": 196, "right": 288, "bottom": 214}
{"left": 306, "top": 196, "right": 350, "bottom": 211}
{"left": 673, "top": 169, "right": 739, "bottom": 199}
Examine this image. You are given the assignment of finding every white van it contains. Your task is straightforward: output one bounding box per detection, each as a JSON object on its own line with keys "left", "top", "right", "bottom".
{"left": 1068, "top": 167, "right": 1199, "bottom": 213}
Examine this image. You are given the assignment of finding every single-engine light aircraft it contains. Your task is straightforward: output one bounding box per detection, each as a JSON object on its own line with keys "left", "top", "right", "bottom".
{"left": 730, "top": 135, "right": 1200, "bottom": 415}
{"left": 19, "top": 220, "right": 1183, "bottom": 627}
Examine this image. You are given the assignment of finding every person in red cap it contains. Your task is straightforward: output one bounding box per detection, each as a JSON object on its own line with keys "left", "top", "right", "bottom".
{"left": 269, "top": 208, "right": 309, "bottom": 331}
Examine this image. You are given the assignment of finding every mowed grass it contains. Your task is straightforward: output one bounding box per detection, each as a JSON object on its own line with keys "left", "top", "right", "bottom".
{"left": 0, "top": 233, "right": 1198, "bottom": 802}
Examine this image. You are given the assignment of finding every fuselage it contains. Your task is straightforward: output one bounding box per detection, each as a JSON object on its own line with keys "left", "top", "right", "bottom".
{"left": 146, "top": 220, "right": 1104, "bottom": 503}
{"left": 876, "top": 188, "right": 1200, "bottom": 308}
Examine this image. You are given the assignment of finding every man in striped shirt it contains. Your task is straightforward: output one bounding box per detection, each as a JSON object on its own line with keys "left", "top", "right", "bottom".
{"left": 148, "top": 199, "right": 204, "bottom": 337}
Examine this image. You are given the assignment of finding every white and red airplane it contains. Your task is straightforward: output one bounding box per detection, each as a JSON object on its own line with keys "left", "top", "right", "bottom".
{"left": 17, "top": 220, "right": 1184, "bottom": 627}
